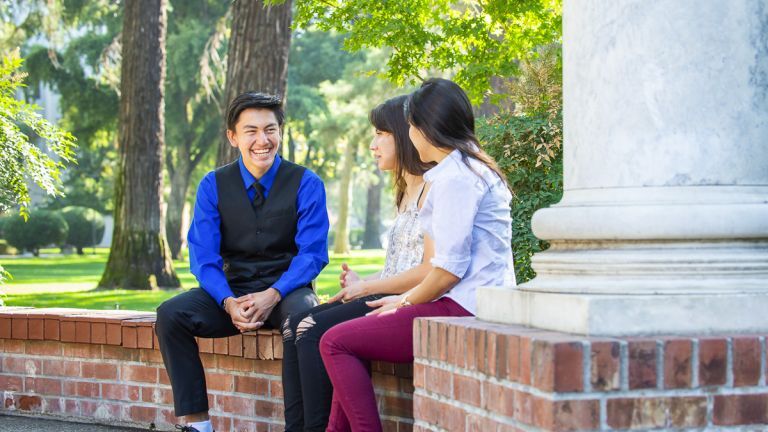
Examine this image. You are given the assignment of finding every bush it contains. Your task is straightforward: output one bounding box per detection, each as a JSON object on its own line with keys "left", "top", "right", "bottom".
{"left": 0, "top": 215, "right": 8, "bottom": 239}
{"left": 61, "top": 206, "right": 105, "bottom": 254}
{"left": 479, "top": 113, "right": 563, "bottom": 284}
{"left": 4, "top": 210, "right": 69, "bottom": 256}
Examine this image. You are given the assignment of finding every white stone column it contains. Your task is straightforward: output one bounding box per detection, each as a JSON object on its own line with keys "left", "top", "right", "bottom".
{"left": 478, "top": 0, "right": 768, "bottom": 336}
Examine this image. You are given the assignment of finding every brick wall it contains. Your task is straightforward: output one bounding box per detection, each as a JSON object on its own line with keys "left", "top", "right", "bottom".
{"left": 412, "top": 316, "right": 768, "bottom": 431}
{"left": 0, "top": 307, "right": 414, "bottom": 431}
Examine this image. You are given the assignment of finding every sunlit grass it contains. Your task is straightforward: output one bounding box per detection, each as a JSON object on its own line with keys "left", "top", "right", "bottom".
{"left": 1, "top": 248, "right": 385, "bottom": 311}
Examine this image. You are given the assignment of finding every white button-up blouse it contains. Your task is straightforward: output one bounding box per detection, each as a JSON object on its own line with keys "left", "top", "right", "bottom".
{"left": 419, "top": 149, "right": 514, "bottom": 315}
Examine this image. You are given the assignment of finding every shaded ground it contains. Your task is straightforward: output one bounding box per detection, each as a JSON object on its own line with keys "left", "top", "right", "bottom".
{"left": 0, "top": 415, "right": 145, "bottom": 431}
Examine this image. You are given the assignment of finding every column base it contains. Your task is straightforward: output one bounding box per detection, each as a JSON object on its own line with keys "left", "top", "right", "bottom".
{"left": 478, "top": 286, "right": 768, "bottom": 336}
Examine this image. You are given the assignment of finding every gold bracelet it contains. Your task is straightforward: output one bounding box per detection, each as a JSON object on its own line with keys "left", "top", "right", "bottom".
{"left": 398, "top": 295, "right": 412, "bottom": 308}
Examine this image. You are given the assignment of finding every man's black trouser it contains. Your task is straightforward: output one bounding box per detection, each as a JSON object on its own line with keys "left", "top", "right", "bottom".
{"left": 155, "top": 287, "right": 318, "bottom": 417}
{"left": 281, "top": 294, "right": 383, "bottom": 432}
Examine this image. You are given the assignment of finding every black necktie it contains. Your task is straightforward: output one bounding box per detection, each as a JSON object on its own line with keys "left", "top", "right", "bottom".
{"left": 251, "top": 182, "right": 265, "bottom": 208}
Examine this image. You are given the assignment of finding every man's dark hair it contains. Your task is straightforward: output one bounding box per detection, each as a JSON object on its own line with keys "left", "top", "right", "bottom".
{"left": 226, "top": 91, "right": 285, "bottom": 131}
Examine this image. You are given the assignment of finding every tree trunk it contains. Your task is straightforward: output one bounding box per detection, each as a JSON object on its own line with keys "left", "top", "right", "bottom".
{"left": 362, "top": 170, "right": 384, "bottom": 249}
{"left": 166, "top": 155, "right": 191, "bottom": 260}
{"left": 333, "top": 139, "right": 356, "bottom": 254}
{"left": 216, "top": 0, "right": 293, "bottom": 166}
{"left": 99, "top": 0, "right": 179, "bottom": 290}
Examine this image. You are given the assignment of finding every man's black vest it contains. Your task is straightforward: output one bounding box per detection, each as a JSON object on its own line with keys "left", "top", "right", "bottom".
{"left": 215, "top": 159, "right": 306, "bottom": 293}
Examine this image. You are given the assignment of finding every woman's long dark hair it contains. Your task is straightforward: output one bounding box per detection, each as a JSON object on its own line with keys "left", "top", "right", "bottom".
{"left": 404, "top": 78, "right": 507, "bottom": 187}
{"left": 369, "top": 95, "right": 434, "bottom": 208}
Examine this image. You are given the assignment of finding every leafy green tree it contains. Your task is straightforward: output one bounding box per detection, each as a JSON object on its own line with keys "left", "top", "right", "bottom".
{"left": 4, "top": 210, "right": 69, "bottom": 256}
{"left": 0, "top": 49, "right": 76, "bottom": 216}
{"left": 61, "top": 206, "right": 105, "bottom": 254}
{"left": 276, "top": 0, "right": 561, "bottom": 103}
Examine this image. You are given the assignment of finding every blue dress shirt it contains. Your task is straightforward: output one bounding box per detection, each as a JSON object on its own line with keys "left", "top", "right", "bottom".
{"left": 187, "top": 156, "right": 329, "bottom": 308}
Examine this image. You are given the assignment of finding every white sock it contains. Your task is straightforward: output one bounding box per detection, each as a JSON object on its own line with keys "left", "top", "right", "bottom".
{"left": 188, "top": 420, "right": 213, "bottom": 432}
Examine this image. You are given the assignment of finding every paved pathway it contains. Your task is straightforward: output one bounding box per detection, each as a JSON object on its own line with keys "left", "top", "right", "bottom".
{"left": 0, "top": 415, "right": 146, "bottom": 431}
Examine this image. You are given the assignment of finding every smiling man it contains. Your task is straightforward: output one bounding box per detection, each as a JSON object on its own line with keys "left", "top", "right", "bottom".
{"left": 155, "top": 92, "right": 329, "bottom": 432}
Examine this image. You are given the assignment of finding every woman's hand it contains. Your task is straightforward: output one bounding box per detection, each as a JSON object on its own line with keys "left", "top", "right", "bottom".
{"left": 339, "top": 262, "right": 361, "bottom": 288}
{"left": 366, "top": 294, "right": 404, "bottom": 316}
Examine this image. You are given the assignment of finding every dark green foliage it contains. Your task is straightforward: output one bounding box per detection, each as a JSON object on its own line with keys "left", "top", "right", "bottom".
{"left": 4, "top": 210, "right": 69, "bottom": 256}
{"left": 60, "top": 206, "right": 105, "bottom": 254}
{"left": 479, "top": 113, "right": 563, "bottom": 284}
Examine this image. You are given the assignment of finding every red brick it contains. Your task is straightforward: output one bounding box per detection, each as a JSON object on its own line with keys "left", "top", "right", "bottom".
{"left": 4, "top": 357, "right": 41, "bottom": 375}
{"left": 141, "top": 386, "right": 173, "bottom": 405}
{"left": 413, "top": 363, "right": 426, "bottom": 390}
{"left": 106, "top": 323, "right": 121, "bottom": 345}
{"left": 0, "top": 317, "right": 11, "bottom": 338}
{"left": 139, "top": 348, "right": 164, "bottom": 364}
{"left": 699, "top": 338, "right": 727, "bottom": 386}
{"left": 591, "top": 341, "right": 620, "bottom": 391}
{"left": 210, "top": 416, "right": 232, "bottom": 432}
{"left": 214, "top": 336, "right": 228, "bottom": 355}
{"left": 486, "top": 331, "right": 498, "bottom": 377}
{"left": 669, "top": 396, "right": 707, "bottom": 428}
{"left": 713, "top": 394, "right": 768, "bottom": 425}
{"left": 62, "top": 343, "right": 101, "bottom": 359}
{"left": 25, "top": 340, "right": 62, "bottom": 356}
{"left": 60, "top": 321, "right": 76, "bottom": 342}
{"left": 234, "top": 375, "right": 269, "bottom": 395}
{"left": 25, "top": 377, "right": 62, "bottom": 395}
{"left": 663, "top": 339, "right": 692, "bottom": 389}
{"left": 43, "top": 396, "right": 61, "bottom": 413}
{"left": 483, "top": 381, "right": 514, "bottom": 417}
{"left": 0, "top": 374, "right": 24, "bottom": 391}
{"left": 122, "top": 326, "right": 137, "bottom": 348}
{"left": 17, "top": 395, "right": 43, "bottom": 411}
{"left": 373, "top": 373, "right": 401, "bottom": 392}
{"left": 159, "top": 367, "right": 170, "bottom": 385}
{"left": 230, "top": 334, "right": 244, "bottom": 357}
{"left": 445, "top": 323, "right": 457, "bottom": 367}
{"left": 81, "top": 362, "right": 118, "bottom": 380}
{"left": 129, "top": 405, "right": 159, "bottom": 423}
{"left": 533, "top": 339, "right": 583, "bottom": 392}
{"left": 427, "top": 320, "right": 439, "bottom": 362}
{"left": 519, "top": 336, "right": 532, "bottom": 385}
{"left": 415, "top": 319, "right": 428, "bottom": 359}
{"left": 137, "top": 326, "right": 153, "bottom": 349}
{"left": 533, "top": 397, "right": 599, "bottom": 431}
{"left": 243, "top": 334, "right": 259, "bottom": 359}
{"left": 11, "top": 317, "right": 28, "bottom": 339}
{"left": 732, "top": 336, "right": 761, "bottom": 387}
{"left": 90, "top": 322, "right": 106, "bottom": 344}
{"left": 453, "top": 373, "right": 481, "bottom": 407}
{"left": 43, "top": 359, "right": 79, "bottom": 377}
{"left": 433, "top": 399, "right": 466, "bottom": 431}
{"left": 206, "top": 371, "right": 234, "bottom": 392}
{"left": 196, "top": 336, "right": 213, "bottom": 354}
{"left": 102, "top": 383, "right": 140, "bottom": 401}
{"left": 270, "top": 379, "right": 283, "bottom": 398}
{"left": 44, "top": 319, "right": 60, "bottom": 340}
{"left": 64, "top": 381, "right": 99, "bottom": 398}
{"left": 628, "top": 340, "right": 657, "bottom": 389}
{"left": 216, "top": 394, "right": 256, "bottom": 414}
{"left": 122, "top": 365, "right": 158, "bottom": 383}
{"left": 28, "top": 318, "right": 44, "bottom": 340}
{"left": 513, "top": 390, "right": 533, "bottom": 424}
{"left": 80, "top": 400, "right": 120, "bottom": 419}
{"left": 3, "top": 339, "right": 24, "bottom": 353}
{"left": 232, "top": 418, "right": 269, "bottom": 432}
{"left": 453, "top": 324, "right": 467, "bottom": 369}
{"left": 103, "top": 345, "right": 139, "bottom": 361}
{"left": 474, "top": 327, "right": 487, "bottom": 372}
{"left": 607, "top": 398, "right": 667, "bottom": 429}
{"left": 379, "top": 394, "right": 413, "bottom": 419}
{"left": 75, "top": 321, "right": 90, "bottom": 343}
{"left": 425, "top": 365, "right": 452, "bottom": 398}
{"left": 505, "top": 334, "right": 520, "bottom": 382}
{"left": 258, "top": 330, "right": 275, "bottom": 360}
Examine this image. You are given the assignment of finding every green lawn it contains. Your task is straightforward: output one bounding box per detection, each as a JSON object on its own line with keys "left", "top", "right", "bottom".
{"left": 0, "top": 248, "right": 385, "bottom": 311}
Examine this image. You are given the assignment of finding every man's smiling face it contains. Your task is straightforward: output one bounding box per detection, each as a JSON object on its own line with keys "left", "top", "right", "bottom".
{"left": 227, "top": 107, "right": 281, "bottom": 178}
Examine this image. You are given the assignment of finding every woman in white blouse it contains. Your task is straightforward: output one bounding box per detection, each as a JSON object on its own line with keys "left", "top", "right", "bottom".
{"left": 319, "top": 78, "right": 514, "bottom": 431}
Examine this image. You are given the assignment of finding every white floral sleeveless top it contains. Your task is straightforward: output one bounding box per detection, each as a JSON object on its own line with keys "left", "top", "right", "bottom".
{"left": 380, "top": 184, "right": 426, "bottom": 279}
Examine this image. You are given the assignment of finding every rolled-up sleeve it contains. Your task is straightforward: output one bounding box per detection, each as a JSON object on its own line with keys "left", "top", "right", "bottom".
{"left": 427, "top": 175, "right": 484, "bottom": 278}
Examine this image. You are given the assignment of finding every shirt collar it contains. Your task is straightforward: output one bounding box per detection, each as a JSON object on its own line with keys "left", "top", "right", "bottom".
{"left": 423, "top": 149, "right": 461, "bottom": 182}
{"left": 238, "top": 155, "right": 282, "bottom": 193}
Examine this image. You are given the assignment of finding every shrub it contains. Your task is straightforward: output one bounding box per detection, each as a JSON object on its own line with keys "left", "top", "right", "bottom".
{"left": 61, "top": 206, "right": 105, "bottom": 254}
{"left": 3, "top": 210, "right": 69, "bottom": 256}
{"left": 479, "top": 113, "right": 563, "bottom": 284}
{"left": 0, "top": 239, "right": 17, "bottom": 255}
